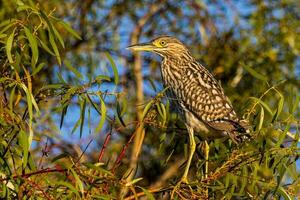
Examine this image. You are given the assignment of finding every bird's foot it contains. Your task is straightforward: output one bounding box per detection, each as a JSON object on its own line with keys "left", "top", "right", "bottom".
{"left": 180, "top": 176, "right": 189, "bottom": 184}
{"left": 171, "top": 176, "right": 193, "bottom": 199}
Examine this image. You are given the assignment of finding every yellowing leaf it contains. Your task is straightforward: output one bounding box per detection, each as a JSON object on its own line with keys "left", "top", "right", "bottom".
{"left": 6, "top": 29, "right": 15, "bottom": 63}
{"left": 24, "top": 27, "right": 39, "bottom": 67}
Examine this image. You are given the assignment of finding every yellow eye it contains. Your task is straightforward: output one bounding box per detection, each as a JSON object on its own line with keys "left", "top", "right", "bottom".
{"left": 159, "top": 41, "right": 166, "bottom": 46}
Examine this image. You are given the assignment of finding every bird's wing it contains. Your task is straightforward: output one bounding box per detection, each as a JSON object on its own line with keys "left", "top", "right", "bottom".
{"left": 180, "top": 61, "right": 246, "bottom": 133}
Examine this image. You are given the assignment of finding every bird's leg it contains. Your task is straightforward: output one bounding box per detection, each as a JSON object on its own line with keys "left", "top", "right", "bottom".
{"left": 181, "top": 126, "right": 196, "bottom": 183}
{"left": 204, "top": 140, "right": 210, "bottom": 179}
{"left": 171, "top": 126, "right": 195, "bottom": 198}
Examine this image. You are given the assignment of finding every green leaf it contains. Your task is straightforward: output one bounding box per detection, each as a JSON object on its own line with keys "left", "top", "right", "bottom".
{"left": 95, "top": 75, "right": 111, "bottom": 83}
{"left": 65, "top": 59, "right": 83, "bottom": 79}
{"left": 105, "top": 52, "right": 119, "bottom": 85}
{"left": 71, "top": 117, "right": 81, "bottom": 135}
{"left": 32, "top": 62, "right": 46, "bottom": 76}
{"left": 56, "top": 181, "right": 80, "bottom": 197}
{"left": 41, "top": 10, "right": 62, "bottom": 65}
{"left": 277, "top": 187, "right": 292, "bottom": 200}
{"left": 19, "top": 83, "right": 32, "bottom": 120}
{"left": 250, "top": 97, "right": 273, "bottom": 116}
{"left": 19, "top": 130, "right": 29, "bottom": 168}
{"left": 125, "top": 177, "right": 143, "bottom": 186}
{"left": 116, "top": 101, "right": 126, "bottom": 127}
{"left": 257, "top": 105, "right": 264, "bottom": 131}
{"left": 84, "top": 163, "right": 113, "bottom": 176}
{"left": 0, "top": 21, "right": 14, "bottom": 35}
{"left": 24, "top": 27, "right": 39, "bottom": 68}
{"left": 57, "top": 72, "right": 67, "bottom": 84}
{"left": 70, "top": 168, "right": 84, "bottom": 196}
{"left": 52, "top": 24, "right": 65, "bottom": 48}
{"left": 95, "top": 96, "right": 106, "bottom": 133}
{"left": 243, "top": 64, "right": 267, "bottom": 81}
{"left": 49, "top": 31, "right": 61, "bottom": 65}
{"left": 272, "top": 91, "right": 284, "bottom": 122}
{"left": 17, "top": 5, "right": 34, "bottom": 12}
{"left": 156, "top": 103, "right": 166, "bottom": 126}
{"left": 59, "top": 21, "right": 82, "bottom": 40}
{"left": 60, "top": 105, "right": 68, "bottom": 129}
{"left": 138, "top": 187, "right": 155, "bottom": 200}
{"left": 142, "top": 100, "right": 154, "bottom": 120}
{"left": 86, "top": 94, "right": 101, "bottom": 115}
{"left": 79, "top": 97, "right": 87, "bottom": 138}
{"left": 39, "top": 39, "right": 55, "bottom": 56}
{"left": 6, "top": 29, "right": 15, "bottom": 63}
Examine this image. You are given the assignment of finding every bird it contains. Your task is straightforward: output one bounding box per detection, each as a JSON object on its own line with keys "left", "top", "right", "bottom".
{"left": 127, "top": 35, "right": 249, "bottom": 183}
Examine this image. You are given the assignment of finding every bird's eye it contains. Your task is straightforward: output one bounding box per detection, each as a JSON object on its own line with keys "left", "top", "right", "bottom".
{"left": 160, "top": 41, "right": 166, "bottom": 46}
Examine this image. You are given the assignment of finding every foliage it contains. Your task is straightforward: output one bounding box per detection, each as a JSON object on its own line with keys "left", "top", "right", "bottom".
{"left": 0, "top": 0, "right": 299, "bottom": 199}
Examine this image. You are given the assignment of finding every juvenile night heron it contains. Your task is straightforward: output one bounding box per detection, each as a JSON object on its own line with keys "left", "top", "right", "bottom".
{"left": 127, "top": 36, "right": 248, "bottom": 183}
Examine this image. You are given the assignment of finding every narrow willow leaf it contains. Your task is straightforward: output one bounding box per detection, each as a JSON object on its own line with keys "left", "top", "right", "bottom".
{"left": 60, "top": 105, "right": 68, "bottom": 129}
{"left": 0, "top": 19, "right": 11, "bottom": 29}
{"left": 56, "top": 181, "right": 80, "bottom": 197}
{"left": 39, "top": 39, "right": 55, "bottom": 55}
{"left": 65, "top": 59, "right": 83, "bottom": 79}
{"left": 49, "top": 31, "right": 61, "bottom": 65}
{"left": 19, "top": 83, "right": 33, "bottom": 121}
{"left": 142, "top": 100, "right": 154, "bottom": 120}
{"left": 52, "top": 25, "right": 65, "bottom": 48}
{"left": 71, "top": 117, "right": 81, "bottom": 135}
{"left": 19, "top": 130, "right": 29, "bottom": 168}
{"left": 272, "top": 91, "right": 284, "bottom": 122}
{"left": 116, "top": 101, "right": 126, "bottom": 127}
{"left": 23, "top": 66, "right": 32, "bottom": 93}
{"left": 0, "top": 22, "right": 14, "bottom": 35}
{"left": 9, "top": 86, "right": 16, "bottom": 111}
{"left": 250, "top": 97, "right": 273, "bottom": 116}
{"left": 6, "top": 29, "right": 15, "bottom": 63}
{"left": 105, "top": 52, "right": 119, "bottom": 85}
{"left": 147, "top": 78, "right": 157, "bottom": 92}
{"left": 59, "top": 21, "right": 82, "bottom": 40}
{"left": 17, "top": 5, "right": 33, "bottom": 12}
{"left": 24, "top": 27, "right": 38, "bottom": 67}
{"left": 70, "top": 168, "right": 84, "bottom": 196}
{"left": 243, "top": 64, "right": 267, "bottom": 81}
{"left": 32, "top": 62, "right": 46, "bottom": 76}
{"left": 156, "top": 102, "right": 164, "bottom": 118}
{"left": 95, "top": 75, "right": 111, "bottom": 83}
{"left": 277, "top": 187, "right": 292, "bottom": 200}
{"left": 291, "top": 94, "right": 299, "bottom": 113}
{"left": 84, "top": 163, "right": 113, "bottom": 176}
{"left": 27, "top": 155, "right": 36, "bottom": 171}
{"left": 257, "top": 105, "right": 264, "bottom": 131}
{"left": 275, "top": 124, "right": 290, "bottom": 148}
{"left": 95, "top": 96, "right": 106, "bottom": 133}
{"left": 57, "top": 72, "right": 67, "bottom": 84}
{"left": 86, "top": 94, "right": 101, "bottom": 115}
{"left": 79, "top": 97, "right": 87, "bottom": 138}
{"left": 159, "top": 103, "right": 167, "bottom": 126}
{"left": 125, "top": 177, "right": 143, "bottom": 186}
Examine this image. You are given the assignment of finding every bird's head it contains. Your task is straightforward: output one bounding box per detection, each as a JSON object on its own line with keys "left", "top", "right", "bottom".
{"left": 127, "top": 36, "right": 191, "bottom": 59}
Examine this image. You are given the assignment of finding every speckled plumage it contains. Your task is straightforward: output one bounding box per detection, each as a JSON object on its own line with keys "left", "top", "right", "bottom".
{"left": 156, "top": 36, "right": 247, "bottom": 142}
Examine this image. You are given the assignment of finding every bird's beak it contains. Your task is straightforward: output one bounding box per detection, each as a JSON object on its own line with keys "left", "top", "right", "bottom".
{"left": 126, "top": 42, "right": 156, "bottom": 52}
